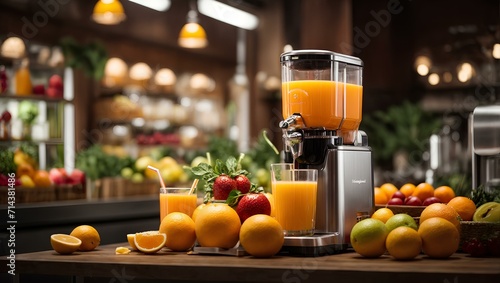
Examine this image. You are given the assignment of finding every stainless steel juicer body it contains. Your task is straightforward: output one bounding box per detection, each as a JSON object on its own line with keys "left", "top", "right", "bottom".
{"left": 280, "top": 50, "right": 374, "bottom": 254}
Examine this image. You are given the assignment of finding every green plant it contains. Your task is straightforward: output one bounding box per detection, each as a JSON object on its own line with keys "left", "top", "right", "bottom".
{"left": 60, "top": 37, "right": 108, "bottom": 81}
{"left": 360, "top": 101, "right": 441, "bottom": 166}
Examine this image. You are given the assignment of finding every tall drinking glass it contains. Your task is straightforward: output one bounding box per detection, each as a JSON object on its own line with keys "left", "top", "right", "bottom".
{"left": 271, "top": 166, "right": 318, "bottom": 236}
{"left": 159, "top": 187, "right": 197, "bottom": 222}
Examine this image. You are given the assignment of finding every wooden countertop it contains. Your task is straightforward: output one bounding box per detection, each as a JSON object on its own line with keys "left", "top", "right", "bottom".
{"left": 3, "top": 242, "right": 500, "bottom": 283}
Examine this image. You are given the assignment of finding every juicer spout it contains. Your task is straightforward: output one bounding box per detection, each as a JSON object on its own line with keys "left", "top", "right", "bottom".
{"left": 280, "top": 114, "right": 306, "bottom": 160}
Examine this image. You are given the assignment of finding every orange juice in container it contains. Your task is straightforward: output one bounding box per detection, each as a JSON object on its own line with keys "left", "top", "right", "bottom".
{"left": 281, "top": 50, "right": 363, "bottom": 144}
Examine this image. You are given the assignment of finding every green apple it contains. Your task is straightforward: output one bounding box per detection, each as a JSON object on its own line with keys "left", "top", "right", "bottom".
{"left": 350, "top": 218, "right": 388, "bottom": 258}
{"left": 131, "top": 172, "right": 144, "bottom": 183}
{"left": 120, "top": 167, "right": 134, "bottom": 179}
{"left": 473, "top": 202, "right": 500, "bottom": 223}
{"left": 385, "top": 213, "right": 418, "bottom": 232}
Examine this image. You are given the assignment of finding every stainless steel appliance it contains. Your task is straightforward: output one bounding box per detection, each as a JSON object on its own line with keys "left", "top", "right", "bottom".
{"left": 279, "top": 50, "right": 374, "bottom": 256}
{"left": 471, "top": 105, "right": 500, "bottom": 193}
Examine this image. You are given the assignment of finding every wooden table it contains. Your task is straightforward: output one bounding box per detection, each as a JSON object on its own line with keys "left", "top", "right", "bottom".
{"left": 2, "top": 243, "right": 500, "bottom": 283}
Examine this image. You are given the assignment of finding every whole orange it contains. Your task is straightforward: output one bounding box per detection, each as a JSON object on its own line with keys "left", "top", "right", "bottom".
{"left": 159, "top": 212, "right": 196, "bottom": 251}
{"left": 194, "top": 203, "right": 241, "bottom": 249}
{"left": 386, "top": 226, "right": 422, "bottom": 260}
{"left": 418, "top": 217, "right": 460, "bottom": 258}
{"left": 239, "top": 214, "right": 284, "bottom": 257}
{"left": 399, "top": 183, "right": 416, "bottom": 198}
{"left": 447, "top": 196, "right": 476, "bottom": 221}
{"left": 412, "top": 183, "right": 434, "bottom": 202}
{"left": 380, "top": 183, "right": 398, "bottom": 200}
{"left": 420, "top": 203, "right": 461, "bottom": 230}
{"left": 371, "top": 207, "right": 394, "bottom": 224}
{"left": 32, "top": 170, "right": 52, "bottom": 187}
{"left": 433, "top": 186, "right": 455, "bottom": 204}
{"left": 70, "top": 225, "right": 100, "bottom": 251}
{"left": 374, "top": 187, "right": 388, "bottom": 205}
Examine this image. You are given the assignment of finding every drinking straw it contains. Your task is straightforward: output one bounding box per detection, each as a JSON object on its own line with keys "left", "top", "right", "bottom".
{"left": 189, "top": 179, "right": 199, "bottom": 195}
{"left": 147, "top": 165, "right": 166, "bottom": 189}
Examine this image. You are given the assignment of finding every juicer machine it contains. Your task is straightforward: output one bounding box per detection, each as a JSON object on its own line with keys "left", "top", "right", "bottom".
{"left": 278, "top": 50, "right": 374, "bottom": 256}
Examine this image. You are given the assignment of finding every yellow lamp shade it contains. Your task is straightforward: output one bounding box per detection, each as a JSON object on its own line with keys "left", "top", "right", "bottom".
{"left": 92, "top": 0, "right": 126, "bottom": 25}
{"left": 178, "top": 23, "right": 208, "bottom": 48}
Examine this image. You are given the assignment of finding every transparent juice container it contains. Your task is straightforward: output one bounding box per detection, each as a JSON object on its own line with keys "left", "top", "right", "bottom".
{"left": 281, "top": 50, "right": 363, "bottom": 143}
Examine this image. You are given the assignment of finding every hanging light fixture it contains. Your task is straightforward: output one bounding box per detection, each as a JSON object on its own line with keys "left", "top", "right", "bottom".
{"left": 92, "top": 0, "right": 126, "bottom": 25}
{"left": 178, "top": 1, "right": 207, "bottom": 48}
{"left": 1, "top": 36, "right": 26, "bottom": 59}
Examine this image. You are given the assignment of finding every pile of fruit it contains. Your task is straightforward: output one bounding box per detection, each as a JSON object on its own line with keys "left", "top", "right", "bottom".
{"left": 120, "top": 204, "right": 283, "bottom": 258}
{"left": 374, "top": 182, "right": 458, "bottom": 206}
{"left": 120, "top": 155, "right": 188, "bottom": 185}
{"left": 50, "top": 225, "right": 101, "bottom": 254}
{"left": 353, "top": 190, "right": 500, "bottom": 259}
{"left": 0, "top": 145, "right": 85, "bottom": 188}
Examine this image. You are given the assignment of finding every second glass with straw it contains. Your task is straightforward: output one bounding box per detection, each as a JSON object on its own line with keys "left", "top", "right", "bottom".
{"left": 148, "top": 165, "right": 198, "bottom": 222}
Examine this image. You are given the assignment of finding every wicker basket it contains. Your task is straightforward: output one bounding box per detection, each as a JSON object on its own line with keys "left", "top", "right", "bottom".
{"left": 54, "top": 184, "right": 86, "bottom": 201}
{"left": 0, "top": 186, "right": 56, "bottom": 204}
{"left": 459, "top": 221, "right": 500, "bottom": 248}
{"left": 375, "top": 205, "right": 425, "bottom": 217}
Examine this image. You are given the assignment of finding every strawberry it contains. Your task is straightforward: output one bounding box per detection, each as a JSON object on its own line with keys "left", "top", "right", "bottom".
{"left": 234, "top": 174, "right": 251, "bottom": 194}
{"left": 190, "top": 156, "right": 257, "bottom": 203}
{"left": 235, "top": 193, "right": 271, "bottom": 223}
{"left": 213, "top": 174, "right": 237, "bottom": 200}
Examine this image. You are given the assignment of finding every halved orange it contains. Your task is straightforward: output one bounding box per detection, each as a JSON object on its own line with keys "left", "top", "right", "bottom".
{"left": 127, "top": 233, "right": 137, "bottom": 250}
{"left": 134, "top": 231, "right": 166, "bottom": 254}
{"left": 50, "top": 234, "right": 82, "bottom": 254}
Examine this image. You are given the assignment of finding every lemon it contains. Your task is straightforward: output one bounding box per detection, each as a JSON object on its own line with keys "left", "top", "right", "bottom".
{"left": 50, "top": 234, "right": 81, "bottom": 255}
{"left": 350, "top": 218, "right": 388, "bottom": 258}
{"left": 20, "top": 174, "right": 35, "bottom": 188}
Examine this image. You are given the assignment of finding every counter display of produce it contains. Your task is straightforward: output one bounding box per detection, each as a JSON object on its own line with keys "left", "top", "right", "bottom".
{"left": 1, "top": 242, "right": 499, "bottom": 283}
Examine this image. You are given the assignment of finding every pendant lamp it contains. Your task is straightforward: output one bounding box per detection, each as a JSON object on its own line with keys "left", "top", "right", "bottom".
{"left": 92, "top": 0, "right": 126, "bottom": 25}
{"left": 178, "top": 2, "right": 207, "bottom": 49}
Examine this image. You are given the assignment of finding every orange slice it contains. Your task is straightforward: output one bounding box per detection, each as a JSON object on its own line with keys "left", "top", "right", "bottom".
{"left": 50, "top": 234, "right": 82, "bottom": 255}
{"left": 115, "top": 246, "right": 132, "bottom": 255}
{"left": 134, "top": 231, "right": 166, "bottom": 254}
{"left": 127, "top": 234, "right": 137, "bottom": 250}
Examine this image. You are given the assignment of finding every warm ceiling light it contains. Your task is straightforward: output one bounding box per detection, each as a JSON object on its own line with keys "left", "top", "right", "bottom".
{"left": 190, "top": 73, "right": 215, "bottom": 92}
{"left": 129, "top": 62, "right": 152, "bottom": 81}
{"left": 105, "top": 57, "right": 128, "bottom": 77}
{"left": 92, "top": 0, "right": 126, "bottom": 25}
{"left": 414, "top": 55, "right": 431, "bottom": 76}
{"left": 428, "top": 73, "right": 440, "bottom": 85}
{"left": 178, "top": 10, "right": 208, "bottom": 48}
{"left": 103, "top": 57, "right": 128, "bottom": 87}
{"left": 198, "top": 0, "right": 259, "bottom": 30}
{"left": 128, "top": 0, "right": 171, "bottom": 12}
{"left": 457, "top": 62, "right": 474, "bottom": 83}
{"left": 493, "top": 43, "right": 500, "bottom": 59}
{"left": 154, "top": 68, "right": 176, "bottom": 86}
{"left": 1, "top": 37, "right": 26, "bottom": 59}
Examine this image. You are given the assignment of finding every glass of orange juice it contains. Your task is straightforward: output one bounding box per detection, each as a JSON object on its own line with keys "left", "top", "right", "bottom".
{"left": 271, "top": 165, "right": 318, "bottom": 236}
{"left": 159, "top": 188, "right": 197, "bottom": 222}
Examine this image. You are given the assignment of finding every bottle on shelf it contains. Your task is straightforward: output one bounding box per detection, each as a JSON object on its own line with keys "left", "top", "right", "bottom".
{"left": 0, "top": 65, "right": 7, "bottom": 94}
{"left": 15, "top": 58, "right": 32, "bottom": 96}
